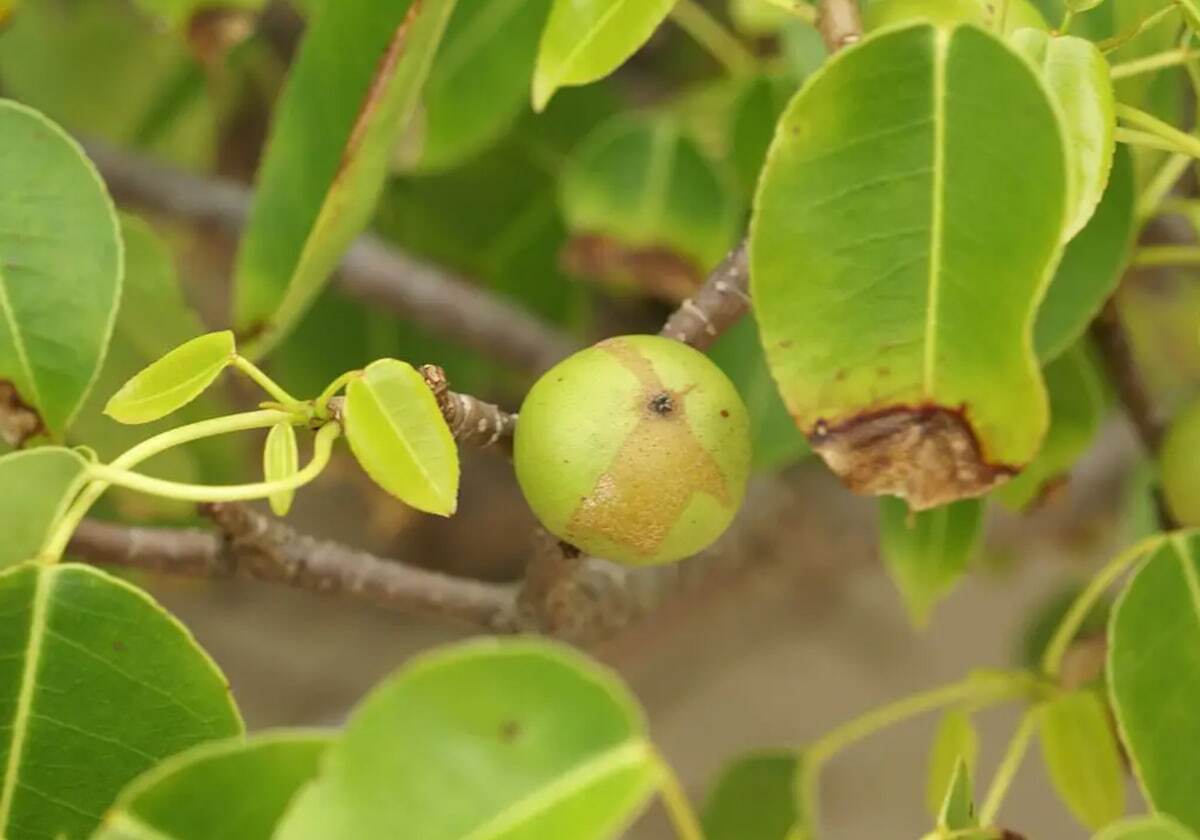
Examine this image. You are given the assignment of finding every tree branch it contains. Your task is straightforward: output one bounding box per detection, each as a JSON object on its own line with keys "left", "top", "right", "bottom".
{"left": 421, "top": 364, "right": 517, "bottom": 454}
{"left": 659, "top": 240, "right": 751, "bottom": 350}
{"left": 817, "top": 0, "right": 862, "bottom": 54}
{"left": 84, "top": 142, "right": 578, "bottom": 374}
{"left": 1089, "top": 299, "right": 1165, "bottom": 454}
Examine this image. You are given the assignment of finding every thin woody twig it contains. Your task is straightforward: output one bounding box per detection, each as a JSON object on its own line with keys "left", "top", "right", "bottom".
{"left": 817, "top": 0, "right": 862, "bottom": 54}
{"left": 1089, "top": 299, "right": 1165, "bottom": 454}
{"left": 420, "top": 365, "right": 517, "bottom": 454}
{"left": 84, "top": 142, "right": 578, "bottom": 374}
{"left": 659, "top": 240, "right": 751, "bottom": 350}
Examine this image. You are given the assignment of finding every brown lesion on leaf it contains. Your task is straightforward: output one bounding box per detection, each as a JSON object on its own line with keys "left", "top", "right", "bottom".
{"left": 808, "top": 404, "right": 1017, "bottom": 510}
{"left": 561, "top": 234, "right": 703, "bottom": 304}
{"left": 564, "top": 338, "right": 729, "bottom": 558}
{"left": 0, "top": 381, "right": 44, "bottom": 447}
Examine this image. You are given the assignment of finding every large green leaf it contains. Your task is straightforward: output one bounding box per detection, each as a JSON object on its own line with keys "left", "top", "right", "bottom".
{"left": 879, "top": 496, "right": 983, "bottom": 626}
{"left": 0, "top": 99, "right": 122, "bottom": 443}
{"left": 1109, "top": 534, "right": 1200, "bottom": 833}
{"left": 863, "top": 0, "right": 1048, "bottom": 32}
{"left": 750, "top": 23, "right": 1068, "bottom": 510}
{"left": 1095, "top": 815, "right": 1200, "bottom": 840}
{"left": 925, "top": 709, "right": 979, "bottom": 817}
{"left": 95, "top": 731, "right": 329, "bottom": 840}
{"left": 400, "top": 0, "right": 553, "bottom": 172}
{"left": 344, "top": 358, "right": 459, "bottom": 516}
{"left": 533, "top": 0, "right": 676, "bottom": 111}
{"left": 103, "top": 331, "right": 235, "bottom": 425}
{"left": 702, "top": 751, "right": 804, "bottom": 840}
{"left": 1039, "top": 691, "right": 1125, "bottom": 830}
{"left": 1034, "top": 144, "right": 1135, "bottom": 363}
{"left": 275, "top": 638, "right": 660, "bottom": 839}
{"left": 0, "top": 562, "right": 241, "bottom": 839}
{"left": 233, "top": 0, "right": 456, "bottom": 357}
{"left": 0, "top": 448, "right": 88, "bottom": 568}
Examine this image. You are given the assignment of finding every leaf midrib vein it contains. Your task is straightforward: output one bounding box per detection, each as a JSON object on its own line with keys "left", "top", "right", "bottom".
{"left": 923, "top": 28, "right": 949, "bottom": 394}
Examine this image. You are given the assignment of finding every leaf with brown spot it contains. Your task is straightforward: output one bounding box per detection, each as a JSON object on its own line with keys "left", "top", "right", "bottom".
{"left": 233, "top": 0, "right": 457, "bottom": 358}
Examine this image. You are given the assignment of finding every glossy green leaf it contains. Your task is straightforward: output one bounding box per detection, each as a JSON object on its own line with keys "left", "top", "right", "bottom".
{"left": 996, "top": 343, "right": 1105, "bottom": 510}
{"left": 1009, "top": 30, "right": 1114, "bottom": 240}
{"left": 926, "top": 709, "right": 979, "bottom": 817}
{"left": 275, "top": 638, "right": 660, "bottom": 839}
{"left": 0, "top": 99, "right": 122, "bottom": 443}
{"left": 0, "top": 448, "right": 87, "bottom": 569}
{"left": 728, "top": 74, "right": 795, "bottom": 200}
{"left": 0, "top": 562, "right": 241, "bottom": 839}
{"left": 1109, "top": 534, "right": 1200, "bottom": 833}
{"left": 879, "top": 496, "right": 984, "bottom": 626}
{"left": 95, "top": 731, "right": 330, "bottom": 840}
{"left": 344, "top": 358, "right": 459, "bottom": 516}
{"left": 233, "top": 0, "right": 456, "bottom": 357}
{"left": 561, "top": 115, "right": 741, "bottom": 295}
{"left": 1039, "top": 690, "right": 1125, "bottom": 830}
{"left": 751, "top": 23, "right": 1068, "bottom": 510}
{"left": 400, "top": 0, "right": 553, "bottom": 172}
{"left": 864, "top": 0, "right": 1048, "bottom": 32}
{"left": 1034, "top": 144, "right": 1135, "bottom": 363}
{"left": 533, "top": 0, "right": 676, "bottom": 111}
{"left": 1095, "top": 815, "right": 1200, "bottom": 840}
{"left": 1160, "top": 397, "right": 1200, "bottom": 527}
{"left": 702, "top": 751, "right": 804, "bottom": 840}
{"left": 103, "top": 331, "right": 234, "bottom": 425}
{"left": 263, "top": 422, "right": 299, "bottom": 517}
{"left": 937, "top": 757, "right": 977, "bottom": 831}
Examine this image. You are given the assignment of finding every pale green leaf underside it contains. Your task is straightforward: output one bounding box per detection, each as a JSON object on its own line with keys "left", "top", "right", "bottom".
{"left": 0, "top": 562, "right": 241, "bottom": 840}
{"left": 1094, "top": 815, "right": 1200, "bottom": 840}
{"left": 1038, "top": 691, "right": 1125, "bottom": 830}
{"left": 1109, "top": 534, "right": 1200, "bottom": 834}
{"left": 0, "top": 447, "right": 87, "bottom": 569}
{"left": 233, "top": 0, "right": 455, "bottom": 358}
{"left": 263, "top": 421, "right": 299, "bottom": 517}
{"left": 751, "top": 23, "right": 1068, "bottom": 502}
{"left": 344, "top": 358, "right": 459, "bottom": 516}
{"left": 275, "top": 639, "right": 658, "bottom": 840}
{"left": 104, "top": 331, "right": 234, "bottom": 425}
{"left": 533, "top": 0, "right": 676, "bottom": 111}
{"left": 94, "top": 730, "right": 330, "bottom": 840}
{"left": 0, "top": 99, "right": 122, "bottom": 440}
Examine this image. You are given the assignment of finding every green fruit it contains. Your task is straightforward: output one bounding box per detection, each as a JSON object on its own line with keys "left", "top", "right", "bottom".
{"left": 514, "top": 334, "right": 752, "bottom": 566}
{"left": 1161, "top": 397, "right": 1200, "bottom": 527}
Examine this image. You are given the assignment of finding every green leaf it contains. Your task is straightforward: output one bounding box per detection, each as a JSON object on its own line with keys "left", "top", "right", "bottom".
{"left": 1017, "top": 582, "right": 1111, "bottom": 671}
{"left": 702, "top": 751, "right": 804, "bottom": 840}
{"left": 233, "top": 0, "right": 456, "bottom": 357}
{"left": 344, "top": 358, "right": 459, "bottom": 516}
{"left": 533, "top": 0, "right": 676, "bottom": 111}
{"left": 0, "top": 562, "right": 241, "bottom": 839}
{"left": 274, "top": 638, "right": 660, "bottom": 839}
{"left": 1008, "top": 30, "right": 1114, "bottom": 240}
{"left": 879, "top": 496, "right": 984, "bottom": 626}
{"left": 729, "top": 0, "right": 792, "bottom": 36}
{"left": 1095, "top": 815, "right": 1200, "bottom": 840}
{"left": 1109, "top": 534, "right": 1200, "bottom": 834}
{"left": 937, "top": 757, "right": 977, "bottom": 831}
{"left": 95, "top": 731, "right": 330, "bottom": 840}
{"left": 131, "top": 0, "right": 265, "bottom": 28}
{"left": 263, "top": 422, "right": 299, "bottom": 517}
{"left": 0, "top": 448, "right": 88, "bottom": 569}
{"left": 1038, "top": 690, "right": 1125, "bottom": 830}
{"left": 400, "top": 0, "right": 553, "bottom": 172}
{"left": 560, "top": 115, "right": 740, "bottom": 296}
{"left": 0, "top": 99, "right": 122, "bottom": 443}
{"left": 750, "top": 23, "right": 1068, "bottom": 510}
{"left": 103, "top": 331, "right": 234, "bottom": 425}
{"left": 1034, "top": 144, "right": 1135, "bottom": 363}
{"left": 926, "top": 709, "right": 979, "bottom": 817}
{"left": 995, "top": 342, "right": 1106, "bottom": 510}
{"left": 863, "top": 0, "right": 1048, "bottom": 32}
{"left": 728, "top": 74, "right": 795, "bottom": 200}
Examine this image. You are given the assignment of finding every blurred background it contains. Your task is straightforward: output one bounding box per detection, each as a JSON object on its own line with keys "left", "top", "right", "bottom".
{"left": 1, "top": 0, "right": 1194, "bottom": 836}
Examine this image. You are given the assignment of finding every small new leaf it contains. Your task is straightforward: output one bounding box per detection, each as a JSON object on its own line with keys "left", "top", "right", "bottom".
{"left": 937, "top": 757, "right": 977, "bottom": 831}
{"left": 344, "top": 358, "right": 459, "bottom": 516}
{"left": 264, "top": 421, "right": 299, "bottom": 516}
{"left": 926, "top": 709, "right": 979, "bottom": 817}
{"left": 1038, "top": 690, "right": 1125, "bottom": 830}
{"left": 104, "top": 331, "right": 235, "bottom": 424}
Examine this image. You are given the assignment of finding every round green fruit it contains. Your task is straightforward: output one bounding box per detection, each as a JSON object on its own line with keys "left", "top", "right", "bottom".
{"left": 514, "top": 334, "right": 751, "bottom": 566}
{"left": 1161, "top": 397, "right": 1200, "bottom": 527}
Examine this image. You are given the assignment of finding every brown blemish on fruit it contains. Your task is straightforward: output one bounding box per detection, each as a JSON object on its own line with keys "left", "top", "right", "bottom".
{"left": 0, "top": 381, "right": 44, "bottom": 447}
{"left": 565, "top": 339, "right": 730, "bottom": 558}
{"left": 561, "top": 234, "right": 703, "bottom": 303}
{"left": 808, "top": 405, "right": 1017, "bottom": 510}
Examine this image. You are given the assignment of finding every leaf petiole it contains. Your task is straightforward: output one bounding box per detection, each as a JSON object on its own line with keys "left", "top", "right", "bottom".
{"left": 315, "top": 369, "right": 361, "bottom": 417}
{"left": 670, "top": 0, "right": 759, "bottom": 77}
{"left": 231, "top": 354, "right": 303, "bottom": 407}
{"left": 1117, "top": 103, "right": 1200, "bottom": 160}
{"left": 977, "top": 708, "right": 1039, "bottom": 824}
{"left": 1110, "top": 48, "right": 1200, "bottom": 80}
{"left": 653, "top": 749, "right": 705, "bottom": 840}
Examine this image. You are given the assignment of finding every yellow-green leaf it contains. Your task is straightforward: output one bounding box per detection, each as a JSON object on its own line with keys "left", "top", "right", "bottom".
{"left": 937, "top": 757, "right": 977, "bottom": 831}
{"left": 103, "top": 331, "right": 234, "bottom": 425}
{"left": 344, "top": 359, "right": 459, "bottom": 516}
{"left": 0, "top": 447, "right": 87, "bottom": 569}
{"left": 1096, "top": 815, "right": 1200, "bottom": 840}
{"left": 1039, "top": 690, "right": 1125, "bottom": 830}
{"left": 263, "top": 421, "right": 299, "bottom": 517}
{"left": 926, "top": 709, "right": 979, "bottom": 817}
{"left": 702, "top": 751, "right": 805, "bottom": 840}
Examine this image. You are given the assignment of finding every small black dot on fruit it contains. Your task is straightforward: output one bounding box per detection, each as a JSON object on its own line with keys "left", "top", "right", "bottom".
{"left": 649, "top": 391, "right": 674, "bottom": 415}
{"left": 499, "top": 720, "right": 521, "bottom": 742}
{"left": 720, "top": 409, "right": 729, "bottom": 418}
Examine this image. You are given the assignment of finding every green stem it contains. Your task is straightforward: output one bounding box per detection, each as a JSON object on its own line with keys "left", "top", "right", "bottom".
{"left": 1040, "top": 534, "right": 1165, "bottom": 678}
{"left": 978, "top": 708, "right": 1039, "bottom": 825}
{"left": 1111, "top": 49, "right": 1200, "bottom": 80}
{"left": 996, "top": 0, "right": 1011, "bottom": 32}
{"left": 1117, "top": 104, "right": 1200, "bottom": 160}
{"left": 1115, "top": 127, "right": 1195, "bottom": 156}
{"left": 38, "top": 408, "right": 295, "bottom": 562}
{"left": 1133, "top": 244, "right": 1200, "bottom": 267}
{"left": 654, "top": 751, "right": 704, "bottom": 840}
{"left": 1059, "top": 8, "right": 1074, "bottom": 34}
{"left": 1137, "top": 152, "right": 1192, "bottom": 218}
{"left": 315, "top": 369, "right": 360, "bottom": 415}
{"left": 670, "top": 0, "right": 758, "bottom": 76}
{"left": 231, "top": 355, "right": 302, "bottom": 406}
{"left": 1100, "top": 5, "right": 1180, "bottom": 54}
{"left": 86, "top": 422, "right": 340, "bottom": 503}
